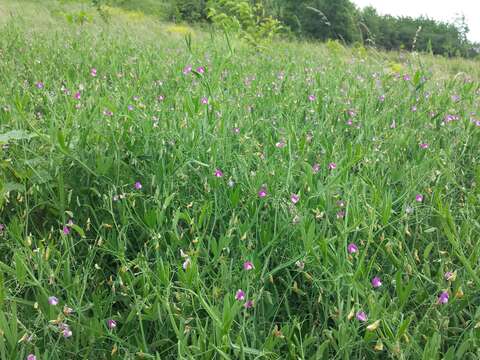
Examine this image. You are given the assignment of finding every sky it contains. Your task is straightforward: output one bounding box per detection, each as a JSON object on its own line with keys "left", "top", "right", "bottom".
{"left": 351, "top": 0, "right": 480, "bottom": 42}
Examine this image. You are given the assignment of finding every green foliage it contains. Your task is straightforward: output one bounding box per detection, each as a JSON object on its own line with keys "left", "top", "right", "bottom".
{"left": 207, "top": 0, "right": 282, "bottom": 46}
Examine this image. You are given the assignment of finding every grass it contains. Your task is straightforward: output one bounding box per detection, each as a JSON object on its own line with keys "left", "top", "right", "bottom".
{"left": 0, "top": 1, "right": 479, "bottom": 359}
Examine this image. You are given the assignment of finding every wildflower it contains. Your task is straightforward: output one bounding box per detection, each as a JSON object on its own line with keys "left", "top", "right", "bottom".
{"left": 444, "top": 271, "right": 456, "bottom": 281}
{"left": 63, "top": 306, "right": 74, "bottom": 316}
{"left": 134, "top": 181, "right": 142, "bottom": 190}
{"left": 182, "top": 257, "right": 191, "bottom": 270}
{"left": 103, "top": 109, "right": 113, "bottom": 116}
{"left": 157, "top": 95, "right": 165, "bottom": 101}
{"left": 295, "top": 260, "right": 305, "bottom": 270}
{"left": 328, "top": 162, "right": 337, "bottom": 170}
{"left": 411, "top": 105, "right": 417, "bottom": 112}
{"left": 379, "top": 94, "right": 385, "bottom": 102}
{"left": 233, "top": 127, "right": 240, "bottom": 134}
{"left": 346, "top": 119, "right": 353, "bottom": 126}
{"left": 336, "top": 210, "right": 345, "bottom": 219}
{"left": 371, "top": 276, "right": 382, "bottom": 288}
{"left": 214, "top": 169, "right": 223, "bottom": 178}
{"left": 308, "top": 94, "right": 316, "bottom": 102}
{"left": 415, "top": 194, "right": 423, "bottom": 202}
{"left": 62, "top": 326, "right": 72, "bottom": 338}
{"left": 48, "top": 296, "right": 59, "bottom": 305}
{"left": 356, "top": 311, "right": 367, "bottom": 322}
{"left": 403, "top": 74, "right": 411, "bottom": 81}
{"left": 90, "top": 68, "right": 97, "bottom": 77}
{"left": 243, "top": 261, "right": 254, "bottom": 271}
{"left": 405, "top": 206, "right": 414, "bottom": 214}
{"left": 419, "top": 143, "right": 429, "bottom": 149}
{"left": 107, "top": 319, "right": 117, "bottom": 330}
{"left": 201, "top": 97, "right": 208, "bottom": 105}
{"left": 258, "top": 186, "right": 267, "bottom": 198}
{"left": 244, "top": 300, "right": 254, "bottom": 309}
{"left": 347, "top": 243, "right": 358, "bottom": 254}
{"left": 27, "top": 355, "right": 36, "bottom": 360}
{"left": 235, "top": 289, "right": 245, "bottom": 301}
{"left": 290, "top": 194, "right": 300, "bottom": 204}
{"left": 275, "top": 140, "right": 286, "bottom": 148}
{"left": 127, "top": 105, "right": 134, "bottom": 111}
{"left": 183, "top": 65, "right": 192, "bottom": 75}
{"left": 227, "top": 179, "right": 235, "bottom": 187}
{"left": 196, "top": 66, "right": 205, "bottom": 74}
{"left": 312, "top": 163, "right": 320, "bottom": 173}
{"left": 35, "top": 82, "right": 44, "bottom": 89}
{"left": 438, "top": 291, "right": 449, "bottom": 304}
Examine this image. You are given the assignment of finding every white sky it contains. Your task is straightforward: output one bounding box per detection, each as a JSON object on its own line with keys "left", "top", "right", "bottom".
{"left": 352, "top": 0, "right": 480, "bottom": 42}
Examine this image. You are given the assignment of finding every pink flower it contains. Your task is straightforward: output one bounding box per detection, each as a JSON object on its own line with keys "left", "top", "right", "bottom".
{"left": 134, "top": 181, "right": 142, "bottom": 190}
{"left": 233, "top": 127, "right": 240, "bottom": 134}
{"left": 157, "top": 95, "right": 165, "bottom": 101}
{"left": 243, "top": 261, "right": 254, "bottom": 271}
{"left": 183, "top": 65, "right": 192, "bottom": 75}
{"left": 62, "top": 327, "right": 72, "bottom": 338}
{"left": 403, "top": 74, "right": 411, "bottom": 81}
{"left": 371, "top": 276, "right": 382, "bottom": 288}
{"left": 290, "top": 194, "right": 300, "bottom": 204}
{"left": 201, "top": 97, "right": 208, "bottom": 105}
{"left": 275, "top": 140, "right": 286, "bottom": 148}
{"left": 107, "top": 319, "right": 117, "bottom": 329}
{"left": 35, "top": 82, "right": 44, "bottom": 89}
{"left": 379, "top": 94, "right": 385, "bottom": 102}
{"left": 74, "top": 92, "right": 81, "bottom": 100}
{"left": 214, "top": 169, "right": 223, "bottom": 178}
{"left": 62, "top": 226, "right": 70, "bottom": 235}
{"left": 444, "top": 271, "right": 454, "bottom": 281}
{"left": 312, "top": 163, "right": 320, "bottom": 173}
{"left": 308, "top": 94, "right": 316, "bottom": 101}
{"left": 196, "top": 66, "right": 205, "bottom": 74}
{"left": 328, "top": 162, "right": 337, "bottom": 170}
{"left": 419, "top": 143, "right": 429, "bottom": 149}
{"left": 90, "top": 68, "right": 97, "bottom": 77}
{"left": 356, "top": 311, "right": 367, "bottom": 322}
{"left": 438, "top": 291, "right": 449, "bottom": 304}
{"left": 235, "top": 289, "right": 245, "bottom": 301}
{"left": 258, "top": 187, "right": 267, "bottom": 198}
{"left": 27, "top": 355, "right": 36, "bottom": 360}
{"left": 415, "top": 194, "right": 423, "bottom": 202}
{"left": 244, "top": 300, "right": 254, "bottom": 309}
{"left": 347, "top": 243, "right": 358, "bottom": 254}
{"left": 48, "top": 296, "right": 59, "bottom": 305}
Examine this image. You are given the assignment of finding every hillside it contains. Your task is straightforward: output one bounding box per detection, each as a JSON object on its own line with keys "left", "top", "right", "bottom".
{"left": 0, "top": 1, "right": 479, "bottom": 359}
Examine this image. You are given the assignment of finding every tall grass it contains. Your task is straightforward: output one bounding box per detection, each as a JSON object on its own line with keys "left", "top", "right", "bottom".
{"left": 0, "top": 1, "right": 479, "bottom": 359}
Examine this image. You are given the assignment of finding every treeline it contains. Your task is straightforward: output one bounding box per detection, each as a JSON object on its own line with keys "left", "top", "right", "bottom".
{"left": 117, "top": 0, "right": 480, "bottom": 58}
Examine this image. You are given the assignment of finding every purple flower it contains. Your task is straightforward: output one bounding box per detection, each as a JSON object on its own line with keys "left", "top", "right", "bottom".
{"left": 62, "top": 327, "right": 72, "bottom": 338}
{"left": 107, "top": 319, "right": 117, "bottom": 330}
{"left": 90, "top": 68, "right": 97, "bottom": 77}
{"left": 201, "top": 97, "right": 208, "bottom": 105}
{"left": 415, "top": 194, "right": 423, "bottom": 202}
{"left": 347, "top": 243, "right": 358, "bottom": 254}
{"left": 196, "top": 66, "right": 205, "bottom": 74}
{"left": 134, "top": 181, "right": 142, "bottom": 190}
{"left": 157, "top": 95, "right": 165, "bottom": 102}
{"left": 312, "top": 163, "right": 320, "bottom": 174}
{"left": 62, "top": 226, "right": 70, "bottom": 235}
{"left": 403, "top": 74, "right": 411, "bottom": 81}
{"left": 183, "top": 65, "right": 192, "bottom": 75}
{"left": 35, "top": 82, "right": 44, "bottom": 89}
{"left": 258, "top": 187, "right": 267, "bottom": 198}
{"left": 371, "top": 276, "right": 382, "bottom": 288}
{"left": 27, "top": 355, "right": 36, "bottom": 360}
{"left": 438, "top": 291, "right": 449, "bottom": 304}
{"left": 308, "top": 94, "right": 316, "bottom": 102}
{"left": 244, "top": 300, "right": 254, "bottom": 309}
{"left": 336, "top": 210, "right": 345, "bottom": 219}
{"left": 48, "top": 296, "right": 59, "bottom": 306}
{"left": 127, "top": 105, "right": 134, "bottom": 111}
{"left": 74, "top": 91, "right": 81, "bottom": 100}
{"left": 214, "top": 169, "right": 223, "bottom": 178}
{"left": 419, "top": 143, "right": 429, "bottom": 149}
{"left": 290, "top": 194, "right": 300, "bottom": 204}
{"left": 243, "top": 261, "right": 254, "bottom": 271}
{"left": 444, "top": 271, "right": 454, "bottom": 281}
{"left": 356, "top": 311, "right": 367, "bottom": 322}
{"left": 235, "top": 289, "right": 245, "bottom": 301}
{"left": 379, "top": 94, "right": 385, "bottom": 102}
{"left": 328, "top": 162, "right": 337, "bottom": 170}
{"left": 103, "top": 109, "right": 113, "bottom": 116}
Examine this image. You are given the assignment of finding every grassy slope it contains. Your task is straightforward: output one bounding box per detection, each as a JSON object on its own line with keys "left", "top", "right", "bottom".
{"left": 0, "top": 1, "right": 479, "bottom": 359}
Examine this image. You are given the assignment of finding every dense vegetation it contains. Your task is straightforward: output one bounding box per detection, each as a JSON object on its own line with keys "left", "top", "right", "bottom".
{"left": 111, "top": 0, "right": 480, "bottom": 58}
{"left": 1, "top": 0, "right": 479, "bottom": 359}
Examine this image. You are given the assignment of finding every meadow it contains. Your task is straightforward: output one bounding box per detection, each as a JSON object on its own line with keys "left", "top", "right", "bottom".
{"left": 0, "top": 1, "right": 479, "bottom": 359}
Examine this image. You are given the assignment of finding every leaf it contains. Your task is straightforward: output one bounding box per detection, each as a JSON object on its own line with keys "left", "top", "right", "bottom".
{"left": 0, "top": 130, "right": 35, "bottom": 143}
